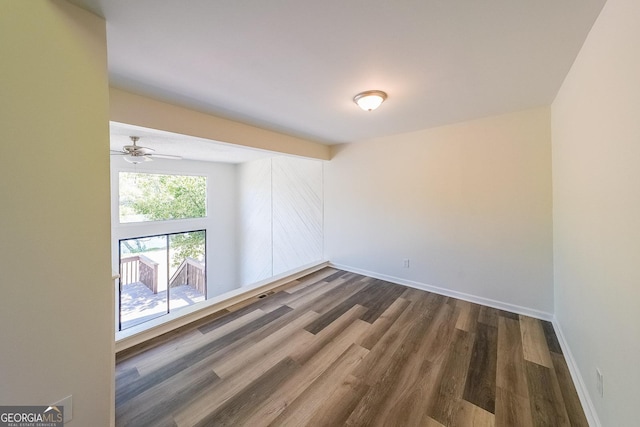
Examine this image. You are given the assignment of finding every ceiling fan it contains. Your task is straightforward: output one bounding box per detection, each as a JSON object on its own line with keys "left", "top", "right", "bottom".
{"left": 111, "top": 136, "right": 183, "bottom": 164}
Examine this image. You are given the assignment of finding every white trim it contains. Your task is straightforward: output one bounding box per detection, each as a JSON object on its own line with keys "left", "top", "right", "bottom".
{"left": 552, "top": 318, "right": 602, "bottom": 427}
{"left": 114, "top": 258, "right": 601, "bottom": 427}
{"left": 331, "top": 263, "right": 602, "bottom": 424}
{"left": 329, "top": 262, "right": 554, "bottom": 321}
{"left": 115, "top": 261, "right": 329, "bottom": 352}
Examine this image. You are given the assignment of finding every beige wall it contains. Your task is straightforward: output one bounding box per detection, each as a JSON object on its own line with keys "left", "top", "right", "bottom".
{"left": 0, "top": 1, "right": 113, "bottom": 425}
{"left": 325, "top": 107, "right": 554, "bottom": 315}
{"left": 110, "top": 88, "right": 331, "bottom": 160}
{"left": 551, "top": 0, "right": 640, "bottom": 425}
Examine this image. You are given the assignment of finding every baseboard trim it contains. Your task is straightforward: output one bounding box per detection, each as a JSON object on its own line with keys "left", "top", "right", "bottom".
{"left": 331, "top": 263, "right": 601, "bottom": 425}
{"left": 329, "top": 262, "right": 554, "bottom": 321}
{"left": 552, "top": 318, "right": 601, "bottom": 427}
{"left": 115, "top": 261, "right": 330, "bottom": 352}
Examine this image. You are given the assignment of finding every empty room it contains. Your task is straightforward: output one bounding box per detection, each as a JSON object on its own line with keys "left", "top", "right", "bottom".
{"left": 1, "top": 0, "right": 638, "bottom": 426}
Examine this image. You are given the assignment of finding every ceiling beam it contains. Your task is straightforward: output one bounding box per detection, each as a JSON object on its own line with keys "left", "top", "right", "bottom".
{"left": 110, "top": 88, "right": 331, "bottom": 160}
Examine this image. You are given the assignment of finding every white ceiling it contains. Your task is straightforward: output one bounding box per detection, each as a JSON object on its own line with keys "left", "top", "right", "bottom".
{"left": 73, "top": 0, "right": 605, "bottom": 145}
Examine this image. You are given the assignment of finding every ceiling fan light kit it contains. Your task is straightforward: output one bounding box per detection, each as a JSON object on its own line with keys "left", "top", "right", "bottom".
{"left": 354, "top": 90, "right": 387, "bottom": 111}
{"left": 123, "top": 153, "right": 151, "bottom": 164}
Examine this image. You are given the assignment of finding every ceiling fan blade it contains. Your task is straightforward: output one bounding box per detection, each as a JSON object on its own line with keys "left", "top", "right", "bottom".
{"left": 113, "top": 137, "right": 179, "bottom": 161}
{"left": 151, "top": 153, "right": 183, "bottom": 160}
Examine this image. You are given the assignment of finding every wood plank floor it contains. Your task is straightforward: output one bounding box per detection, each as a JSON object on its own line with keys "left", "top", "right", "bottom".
{"left": 115, "top": 268, "right": 588, "bottom": 427}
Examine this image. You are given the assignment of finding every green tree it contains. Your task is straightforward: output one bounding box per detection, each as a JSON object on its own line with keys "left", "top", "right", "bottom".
{"left": 124, "top": 173, "right": 207, "bottom": 266}
{"left": 130, "top": 174, "right": 206, "bottom": 221}
{"left": 170, "top": 231, "right": 205, "bottom": 266}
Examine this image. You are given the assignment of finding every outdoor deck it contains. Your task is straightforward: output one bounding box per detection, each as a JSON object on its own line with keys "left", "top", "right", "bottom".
{"left": 120, "top": 281, "right": 205, "bottom": 329}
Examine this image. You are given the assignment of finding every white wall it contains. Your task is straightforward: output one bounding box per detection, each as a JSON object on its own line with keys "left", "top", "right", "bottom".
{"left": 272, "top": 156, "right": 324, "bottom": 275}
{"left": 0, "top": 1, "right": 113, "bottom": 425}
{"left": 238, "top": 156, "right": 325, "bottom": 286}
{"left": 238, "top": 158, "right": 274, "bottom": 285}
{"left": 110, "top": 158, "right": 239, "bottom": 304}
{"left": 551, "top": 0, "right": 640, "bottom": 424}
{"left": 325, "top": 107, "right": 554, "bottom": 315}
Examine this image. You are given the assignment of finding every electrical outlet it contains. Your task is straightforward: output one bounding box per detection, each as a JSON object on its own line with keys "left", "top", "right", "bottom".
{"left": 52, "top": 395, "right": 72, "bottom": 423}
{"left": 596, "top": 369, "right": 604, "bottom": 397}
{"left": 403, "top": 259, "right": 410, "bottom": 268}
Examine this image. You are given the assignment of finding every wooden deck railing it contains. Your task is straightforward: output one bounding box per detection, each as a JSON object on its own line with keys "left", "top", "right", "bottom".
{"left": 169, "top": 257, "right": 206, "bottom": 295}
{"left": 120, "top": 255, "right": 159, "bottom": 294}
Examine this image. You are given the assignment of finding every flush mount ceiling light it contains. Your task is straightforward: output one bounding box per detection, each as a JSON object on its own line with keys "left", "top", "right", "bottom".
{"left": 353, "top": 90, "right": 388, "bottom": 111}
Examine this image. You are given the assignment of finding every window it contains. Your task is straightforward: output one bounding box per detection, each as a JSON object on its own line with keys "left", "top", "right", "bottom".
{"left": 119, "top": 172, "right": 207, "bottom": 223}
{"left": 118, "top": 230, "right": 206, "bottom": 330}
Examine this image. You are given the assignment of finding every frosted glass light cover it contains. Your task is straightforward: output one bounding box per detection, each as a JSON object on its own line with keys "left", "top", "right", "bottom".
{"left": 353, "top": 90, "right": 387, "bottom": 111}
{"left": 123, "top": 154, "right": 150, "bottom": 164}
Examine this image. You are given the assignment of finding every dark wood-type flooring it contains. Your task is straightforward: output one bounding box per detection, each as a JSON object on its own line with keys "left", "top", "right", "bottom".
{"left": 116, "top": 268, "right": 588, "bottom": 426}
